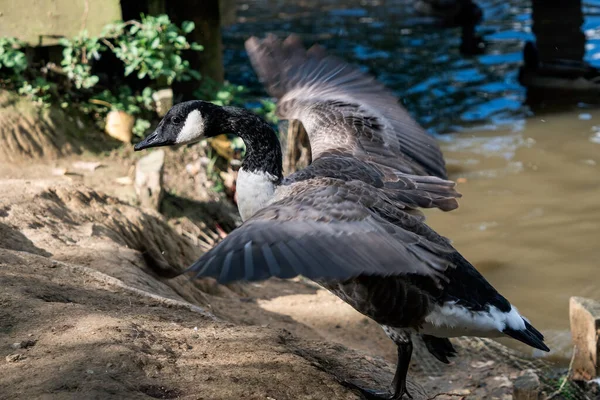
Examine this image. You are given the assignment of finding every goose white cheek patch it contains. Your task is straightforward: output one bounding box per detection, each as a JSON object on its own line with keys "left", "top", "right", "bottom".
{"left": 176, "top": 109, "right": 205, "bottom": 144}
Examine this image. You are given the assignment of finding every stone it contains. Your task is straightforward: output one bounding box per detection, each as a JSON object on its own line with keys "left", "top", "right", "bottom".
{"left": 105, "top": 111, "right": 134, "bottom": 143}
{"left": 282, "top": 120, "right": 311, "bottom": 175}
{"left": 115, "top": 177, "right": 133, "bottom": 185}
{"left": 10, "top": 339, "right": 37, "bottom": 350}
{"left": 513, "top": 369, "right": 542, "bottom": 400}
{"left": 5, "top": 354, "right": 22, "bottom": 363}
{"left": 570, "top": 296, "right": 600, "bottom": 381}
{"left": 135, "top": 150, "right": 165, "bottom": 211}
{"left": 10, "top": 339, "right": 35, "bottom": 349}
{"left": 52, "top": 168, "right": 67, "bottom": 176}
{"left": 152, "top": 88, "right": 173, "bottom": 117}
{"left": 72, "top": 161, "right": 102, "bottom": 172}
{"left": 20, "top": 339, "right": 36, "bottom": 348}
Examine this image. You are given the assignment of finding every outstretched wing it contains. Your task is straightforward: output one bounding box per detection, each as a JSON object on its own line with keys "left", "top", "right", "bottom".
{"left": 187, "top": 179, "right": 455, "bottom": 285}
{"left": 245, "top": 34, "right": 448, "bottom": 179}
{"left": 285, "top": 154, "right": 461, "bottom": 211}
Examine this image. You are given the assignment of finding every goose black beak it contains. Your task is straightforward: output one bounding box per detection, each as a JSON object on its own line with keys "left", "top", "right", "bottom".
{"left": 134, "top": 130, "right": 170, "bottom": 151}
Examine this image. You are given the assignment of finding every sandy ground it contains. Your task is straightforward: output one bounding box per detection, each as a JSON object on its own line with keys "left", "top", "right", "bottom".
{"left": 0, "top": 151, "right": 556, "bottom": 400}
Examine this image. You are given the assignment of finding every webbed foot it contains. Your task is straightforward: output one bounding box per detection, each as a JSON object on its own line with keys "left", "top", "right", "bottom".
{"left": 341, "top": 379, "right": 412, "bottom": 400}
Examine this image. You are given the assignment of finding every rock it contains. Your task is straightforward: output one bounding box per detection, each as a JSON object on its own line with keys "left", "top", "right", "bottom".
{"left": 52, "top": 168, "right": 67, "bottom": 176}
{"left": 282, "top": 119, "right": 311, "bottom": 175}
{"left": 471, "top": 360, "right": 495, "bottom": 369}
{"left": 135, "top": 150, "right": 165, "bottom": 211}
{"left": 72, "top": 161, "right": 102, "bottom": 172}
{"left": 5, "top": 354, "right": 22, "bottom": 363}
{"left": 210, "top": 134, "right": 235, "bottom": 160}
{"left": 185, "top": 162, "right": 201, "bottom": 177}
{"left": 10, "top": 339, "right": 35, "bottom": 349}
{"left": 152, "top": 88, "right": 174, "bottom": 117}
{"left": 513, "top": 369, "right": 542, "bottom": 400}
{"left": 21, "top": 339, "right": 36, "bottom": 348}
{"left": 570, "top": 296, "right": 600, "bottom": 381}
{"left": 115, "top": 176, "right": 133, "bottom": 185}
{"left": 105, "top": 110, "right": 134, "bottom": 143}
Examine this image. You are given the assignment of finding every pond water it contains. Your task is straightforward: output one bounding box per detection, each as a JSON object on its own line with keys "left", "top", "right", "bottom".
{"left": 221, "top": 0, "right": 600, "bottom": 360}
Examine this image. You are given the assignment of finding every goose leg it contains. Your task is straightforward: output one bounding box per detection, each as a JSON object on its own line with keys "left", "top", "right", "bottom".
{"left": 391, "top": 341, "right": 413, "bottom": 399}
{"left": 342, "top": 341, "right": 413, "bottom": 400}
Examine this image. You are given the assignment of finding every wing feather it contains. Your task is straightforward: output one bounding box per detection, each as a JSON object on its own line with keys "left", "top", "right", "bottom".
{"left": 245, "top": 34, "right": 446, "bottom": 179}
{"left": 187, "top": 181, "right": 455, "bottom": 285}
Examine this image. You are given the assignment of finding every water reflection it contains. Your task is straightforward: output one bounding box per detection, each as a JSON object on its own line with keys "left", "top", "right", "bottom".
{"left": 428, "top": 108, "right": 600, "bottom": 358}
{"left": 223, "top": 0, "right": 529, "bottom": 133}
{"left": 223, "top": 0, "right": 600, "bottom": 134}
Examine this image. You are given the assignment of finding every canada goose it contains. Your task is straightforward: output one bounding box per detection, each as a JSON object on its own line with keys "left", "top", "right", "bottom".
{"left": 134, "top": 35, "right": 549, "bottom": 399}
{"left": 247, "top": 33, "right": 463, "bottom": 363}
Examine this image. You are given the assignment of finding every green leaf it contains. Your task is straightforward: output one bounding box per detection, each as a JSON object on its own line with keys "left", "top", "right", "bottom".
{"left": 124, "top": 64, "right": 136, "bottom": 76}
{"left": 190, "top": 43, "right": 203, "bottom": 51}
{"left": 181, "top": 21, "right": 195, "bottom": 34}
{"left": 86, "top": 75, "right": 99, "bottom": 88}
{"left": 150, "top": 37, "right": 160, "bottom": 49}
{"left": 187, "top": 70, "right": 202, "bottom": 80}
{"left": 142, "top": 87, "right": 153, "bottom": 97}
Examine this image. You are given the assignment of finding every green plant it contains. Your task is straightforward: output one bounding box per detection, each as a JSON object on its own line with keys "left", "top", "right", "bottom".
{"left": 195, "top": 79, "right": 247, "bottom": 107}
{"left": 133, "top": 118, "right": 152, "bottom": 137}
{"left": 0, "top": 37, "right": 28, "bottom": 75}
{"left": 90, "top": 86, "right": 155, "bottom": 137}
{"left": 251, "top": 99, "right": 278, "bottom": 125}
{"left": 59, "top": 31, "right": 104, "bottom": 89}
{"left": 17, "top": 77, "right": 56, "bottom": 105}
{"left": 205, "top": 147, "right": 226, "bottom": 193}
{"left": 92, "top": 87, "right": 140, "bottom": 115}
{"left": 194, "top": 79, "right": 279, "bottom": 125}
{"left": 104, "top": 15, "right": 203, "bottom": 85}
{"left": 0, "top": 15, "right": 272, "bottom": 158}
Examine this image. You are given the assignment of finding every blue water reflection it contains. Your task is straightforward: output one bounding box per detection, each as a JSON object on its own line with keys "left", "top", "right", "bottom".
{"left": 222, "top": 0, "right": 600, "bottom": 134}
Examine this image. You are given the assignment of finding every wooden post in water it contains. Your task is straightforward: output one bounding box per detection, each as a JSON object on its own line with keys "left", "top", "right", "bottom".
{"left": 282, "top": 120, "right": 312, "bottom": 175}
{"left": 519, "top": 0, "right": 599, "bottom": 106}
{"left": 531, "top": 0, "right": 585, "bottom": 64}
{"left": 569, "top": 296, "right": 600, "bottom": 381}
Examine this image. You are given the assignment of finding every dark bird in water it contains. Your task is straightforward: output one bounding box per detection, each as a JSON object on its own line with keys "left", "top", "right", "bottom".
{"left": 134, "top": 35, "right": 549, "bottom": 399}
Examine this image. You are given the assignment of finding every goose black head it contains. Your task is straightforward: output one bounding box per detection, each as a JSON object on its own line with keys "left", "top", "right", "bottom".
{"left": 134, "top": 100, "right": 283, "bottom": 179}
{"left": 134, "top": 100, "right": 222, "bottom": 151}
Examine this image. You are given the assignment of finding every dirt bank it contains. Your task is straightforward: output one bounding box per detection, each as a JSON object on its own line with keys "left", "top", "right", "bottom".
{"left": 1, "top": 118, "right": 578, "bottom": 400}
{"left": 0, "top": 176, "right": 554, "bottom": 400}
{"left": 0, "top": 90, "right": 117, "bottom": 163}
{"left": 0, "top": 179, "right": 416, "bottom": 400}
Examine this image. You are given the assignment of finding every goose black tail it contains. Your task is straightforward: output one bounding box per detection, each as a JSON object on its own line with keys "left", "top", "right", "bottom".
{"left": 503, "top": 320, "right": 550, "bottom": 352}
{"left": 421, "top": 335, "right": 457, "bottom": 364}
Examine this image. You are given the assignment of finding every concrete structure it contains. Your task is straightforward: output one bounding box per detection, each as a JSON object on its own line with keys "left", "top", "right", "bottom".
{"left": 0, "top": 0, "right": 121, "bottom": 46}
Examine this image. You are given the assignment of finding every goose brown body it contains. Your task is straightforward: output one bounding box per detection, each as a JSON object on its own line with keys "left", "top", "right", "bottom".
{"left": 134, "top": 34, "right": 549, "bottom": 399}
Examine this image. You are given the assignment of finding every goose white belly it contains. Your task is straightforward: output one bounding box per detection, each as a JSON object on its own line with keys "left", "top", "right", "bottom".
{"left": 236, "top": 168, "right": 279, "bottom": 221}
{"left": 418, "top": 302, "right": 526, "bottom": 338}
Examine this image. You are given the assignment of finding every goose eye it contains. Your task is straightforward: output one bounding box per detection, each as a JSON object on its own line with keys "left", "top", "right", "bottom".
{"left": 171, "top": 116, "right": 182, "bottom": 124}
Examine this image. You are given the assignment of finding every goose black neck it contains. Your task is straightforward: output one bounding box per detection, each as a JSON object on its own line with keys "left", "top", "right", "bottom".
{"left": 217, "top": 106, "right": 283, "bottom": 180}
